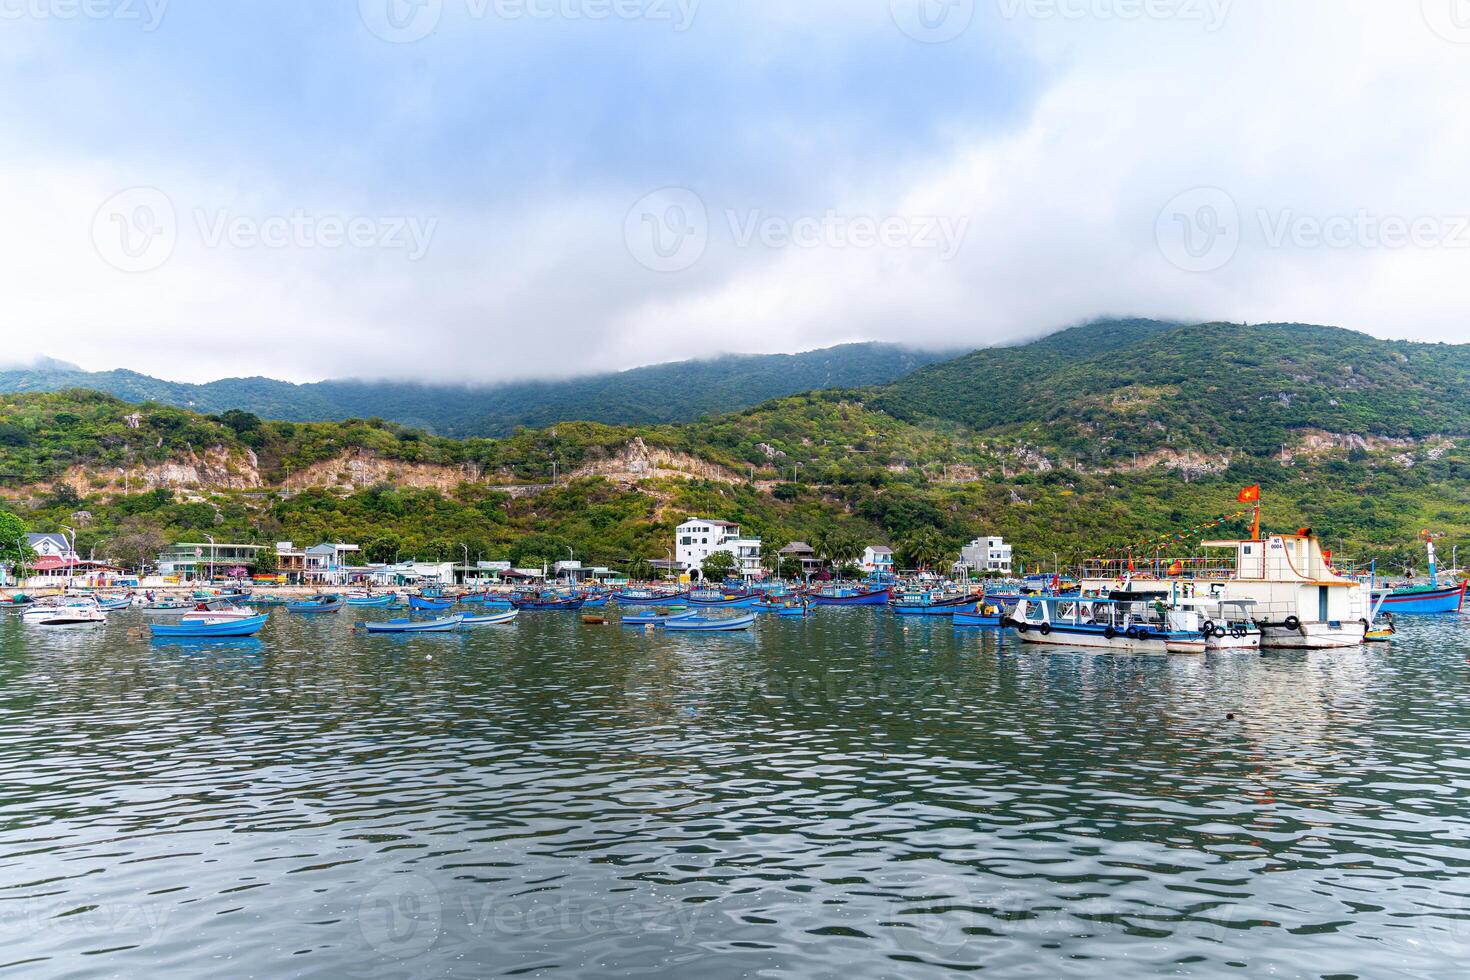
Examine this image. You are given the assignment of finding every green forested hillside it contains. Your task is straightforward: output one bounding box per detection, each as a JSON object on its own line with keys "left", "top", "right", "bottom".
{"left": 878, "top": 321, "right": 1470, "bottom": 459}
{"left": 4, "top": 320, "right": 1470, "bottom": 576}
{"left": 0, "top": 343, "right": 948, "bottom": 438}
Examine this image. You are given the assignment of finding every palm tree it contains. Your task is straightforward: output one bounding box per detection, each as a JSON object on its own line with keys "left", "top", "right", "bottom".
{"left": 900, "top": 527, "right": 950, "bottom": 574}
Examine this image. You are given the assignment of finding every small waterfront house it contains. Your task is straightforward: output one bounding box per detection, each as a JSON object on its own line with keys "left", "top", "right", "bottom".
{"left": 676, "top": 519, "right": 763, "bottom": 580}
{"left": 862, "top": 546, "right": 895, "bottom": 575}
{"left": 959, "top": 536, "right": 1014, "bottom": 575}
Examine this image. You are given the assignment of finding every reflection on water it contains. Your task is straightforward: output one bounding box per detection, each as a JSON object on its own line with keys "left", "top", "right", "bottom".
{"left": 1, "top": 609, "right": 1468, "bottom": 977}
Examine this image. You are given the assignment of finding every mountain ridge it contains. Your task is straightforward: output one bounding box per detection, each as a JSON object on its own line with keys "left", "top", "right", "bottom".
{"left": 0, "top": 343, "right": 952, "bottom": 438}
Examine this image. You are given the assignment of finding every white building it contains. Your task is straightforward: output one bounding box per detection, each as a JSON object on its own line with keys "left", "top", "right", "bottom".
{"left": 675, "top": 518, "right": 763, "bottom": 580}
{"left": 960, "top": 536, "right": 1013, "bottom": 575}
{"left": 862, "top": 546, "right": 895, "bottom": 575}
{"left": 27, "top": 532, "right": 76, "bottom": 562}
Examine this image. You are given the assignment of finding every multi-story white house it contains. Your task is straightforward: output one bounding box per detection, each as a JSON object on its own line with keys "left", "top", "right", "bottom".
{"left": 959, "top": 536, "right": 1014, "bottom": 575}
{"left": 675, "top": 518, "right": 763, "bottom": 580}
{"left": 862, "top": 546, "right": 895, "bottom": 576}
{"left": 27, "top": 532, "right": 76, "bottom": 562}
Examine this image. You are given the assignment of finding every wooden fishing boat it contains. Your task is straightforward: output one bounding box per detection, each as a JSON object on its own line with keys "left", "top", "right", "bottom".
{"left": 151, "top": 614, "right": 269, "bottom": 638}
{"left": 615, "top": 589, "right": 689, "bottom": 606}
{"left": 890, "top": 590, "right": 982, "bottom": 616}
{"left": 1008, "top": 592, "right": 1207, "bottom": 655}
{"left": 286, "top": 595, "right": 345, "bottom": 614}
{"left": 621, "top": 610, "right": 699, "bottom": 627}
{"left": 363, "top": 615, "right": 464, "bottom": 634}
{"left": 462, "top": 610, "right": 519, "bottom": 627}
{"left": 776, "top": 604, "right": 809, "bottom": 618}
{"left": 809, "top": 586, "right": 890, "bottom": 607}
{"left": 662, "top": 613, "right": 758, "bottom": 632}
{"left": 513, "top": 595, "right": 585, "bottom": 611}
{"left": 97, "top": 595, "right": 135, "bottom": 611}
{"left": 408, "top": 595, "right": 456, "bottom": 611}
{"left": 1372, "top": 581, "right": 1467, "bottom": 614}
{"left": 347, "top": 594, "right": 397, "bottom": 607}
{"left": 686, "top": 591, "right": 760, "bottom": 609}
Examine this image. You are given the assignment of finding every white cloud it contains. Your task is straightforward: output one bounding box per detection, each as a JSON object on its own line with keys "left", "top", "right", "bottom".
{"left": 2, "top": 0, "right": 1467, "bottom": 383}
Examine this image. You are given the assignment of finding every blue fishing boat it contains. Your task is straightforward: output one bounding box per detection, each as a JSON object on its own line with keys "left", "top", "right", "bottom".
{"left": 777, "top": 605, "right": 810, "bottom": 618}
{"left": 616, "top": 589, "right": 689, "bottom": 606}
{"left": 150, "top": 614, "right": 269, "bottom": 639}
{"left": 686, "top": 590, "right": 760, "bottom": 609}
{"left": 363, "top": 615, "right": 464, "bottom": 634}
{"left": 97, "top": 596, "right": 134, "bottom": 611}
{"left": 662, "top": 613, "right": 758, "bottom": 632}
{"left": 890, "top": 590, "right": 981, "bottom": 616}
{"left": 514, "top": 594, "right": 585, "bottom": 611}
{"left": 348, "top": 594, "right": 396, "bottom": 607}
{"left": 1368, "top": 538, "right": 1468, "bottom": 614}
{"left": 409, "top": 595, "right": 456, "bottom": 611}
{"left": 287, "top": 595, "right": 345, "bottom": 614}
{"left": 461, "top": 609, "right": 519, "bottom": 627}
{"left": 954, "top": 598, "right": 1011, "bottom": 629}
{"left": 482, "top": 595, "right": 515, "bottom": 608}
{"left": 580, "top": 595, "right": 611, "bottom": 609}
{"left": 252, "top": 594, "right": 290, "bottom": 607}
{"left": 621, "top": 610, "right": 699, "bottom": 627}
{"left": 810, "top": 586, "right": 890, "bottom": 607}
{"left": 458, "top": 592, "right": 488, "bottom": 605}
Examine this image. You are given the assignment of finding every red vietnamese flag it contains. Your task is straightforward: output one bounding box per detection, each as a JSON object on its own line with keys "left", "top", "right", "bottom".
{"left": 1238, "top": 484, "right": 1261, "bottom": 504}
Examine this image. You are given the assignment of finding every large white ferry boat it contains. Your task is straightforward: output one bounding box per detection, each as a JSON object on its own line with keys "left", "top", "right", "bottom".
{"left": 1081, "top": 530, "right": 1374, "bottom": 649}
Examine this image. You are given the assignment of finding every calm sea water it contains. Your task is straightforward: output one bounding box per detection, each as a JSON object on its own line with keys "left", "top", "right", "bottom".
{"left": 1, "top": 608, "right": 1467, "bottom": 978}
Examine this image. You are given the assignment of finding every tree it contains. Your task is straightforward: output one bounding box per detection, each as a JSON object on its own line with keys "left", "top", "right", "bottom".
{"left": 627, "top": 556, "right": 653, "bottom": 582}
{"left": 701, "top": 550, "right": 737, "bottom": 581}
{"left": 899, "top": 527, "right": 950, "bottom": 573}
{"left": 0, "top": 509, "right": 33, "bottom": 582}
{"left": 105, "top": 520, "right": 167, "bottom": 573}
{"left": 365, "top": 535, "right": 402, "bottom": 564}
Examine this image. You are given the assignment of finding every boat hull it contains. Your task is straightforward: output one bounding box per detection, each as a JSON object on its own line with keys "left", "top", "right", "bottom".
{"left": 461, "top": 611, "right": 519, "bottom": 627}
{"left": 1013, "top": 621, "right": 1204, "bottom": 655}
{"left": 1371, "top": 582, "right": 1467, "bottom": 614}
{"left": 953, "top": 613, "right": 1004, "bottom": 628}
{"left": 663, "top": 614, "right": 757, "bottom": 632}
{"left": 151, "top": 614, "right": 269, "bottom": 638}
{"left": 1259, "top": 621, "right": 1367, "bottom": 649}
{"left": 364, "top": 615, "right": 463, "bottom": 633}
{"left": 408, "top": 596, "right": 456, "bottom": 611}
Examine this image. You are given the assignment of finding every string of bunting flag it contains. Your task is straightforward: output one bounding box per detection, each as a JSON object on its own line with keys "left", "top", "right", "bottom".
{"left": 1086, "top": 507, "right": 1255, "bottom": 562}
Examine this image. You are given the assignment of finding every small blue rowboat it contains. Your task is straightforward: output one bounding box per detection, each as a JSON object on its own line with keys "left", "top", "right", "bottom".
{"left": 98, "top": 597, "right": 134, "bottom": 611}
{"left": 954, "top": 611, "right": 1005, "bottom": 628}
{"left": 151, "top": 614, "right": 269, "bottom": 639}
{"left": 777, "top": 605, "right": 809, "bottom": 618}
{"left": 287, "top": 595, "right": 345, "bottom": 614}
{"left": 458, "top": 592, "right": 488, "bottom": 605}
{"left": 348, "top": 594, "right": 396, "bottom": 607}
{"left": 662, "top": 613, "right": 757, "bottom": 632}
{"left": 461, "top": 610, "right": 519, "bottom": 627}
{"left": 409, "top": 595, "right": 456, "bottom": 611}
{"left": 363, "top": 615, "right": 464, "bottom": 634}
{"left": 581, "top": 596, "right": 611, "bottom": 609}
{"left": 621, "top": 610, "right": 699, "bottom": 627}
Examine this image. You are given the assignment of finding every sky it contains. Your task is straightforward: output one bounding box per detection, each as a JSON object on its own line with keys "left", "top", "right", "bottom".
{"left": 1, "top": 0, "right": 1467, "bottom": 384}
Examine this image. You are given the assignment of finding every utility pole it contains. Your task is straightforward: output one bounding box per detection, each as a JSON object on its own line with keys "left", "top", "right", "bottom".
{"left": 205, "top": 533, "right": 216, "bottom": 583}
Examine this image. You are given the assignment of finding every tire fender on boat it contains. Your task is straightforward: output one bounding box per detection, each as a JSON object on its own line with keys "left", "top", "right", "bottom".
{"left": 1284, "top": 616, "right": 1302, "bottom": 633}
